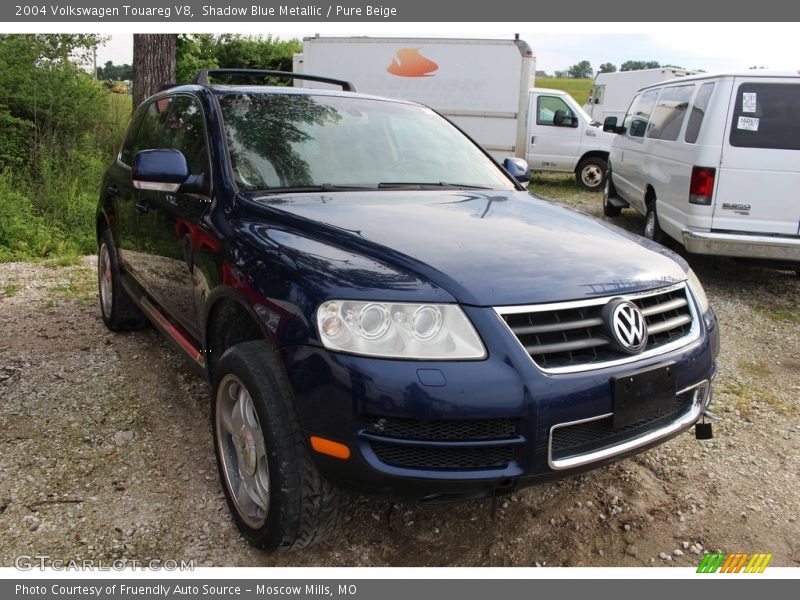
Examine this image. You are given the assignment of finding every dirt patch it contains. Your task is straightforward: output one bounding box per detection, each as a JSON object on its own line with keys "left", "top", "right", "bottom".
{"left": 1, "top": 197, "right": 798, "bottom": 567}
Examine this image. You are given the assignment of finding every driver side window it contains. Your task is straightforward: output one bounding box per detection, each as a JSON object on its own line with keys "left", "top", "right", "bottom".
{"left": 537, "top": 95, "right": 574, "bottom": 127}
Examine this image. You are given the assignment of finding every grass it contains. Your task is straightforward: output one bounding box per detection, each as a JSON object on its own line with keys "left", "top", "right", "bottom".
{"left": 535, "top": 78, "right": 594, "bottom": 105}
{"left": 2, "top": 282, "right": 20, "bottom": 297}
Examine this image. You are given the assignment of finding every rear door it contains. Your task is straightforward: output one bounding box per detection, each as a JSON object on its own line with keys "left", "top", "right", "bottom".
{"left": 713, "top": 78, "right": 800, "bottom": 235}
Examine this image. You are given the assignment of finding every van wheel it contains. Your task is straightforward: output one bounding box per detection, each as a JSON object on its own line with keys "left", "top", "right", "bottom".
{"left": 644, "top": 202, "right": 666, "bottom": 244}
{"left": 576, "top": 157, "right": 607, "bottom": 191}
{"left": 212, "top": 340, "right": 345, "bottom": 552}
{"left": 602, "top": 175, "right": 622, "bottom": 217}
{"left": 98, "top": 228, "right": 148, "bottom": 331}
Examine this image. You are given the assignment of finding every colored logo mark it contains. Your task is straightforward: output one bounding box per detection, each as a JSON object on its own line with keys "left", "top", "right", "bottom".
{"left": 387, "top": 49, "right": 438, "bottom": 77}
{"left": 696, "top": 551, "right": 773, "bottom": 573}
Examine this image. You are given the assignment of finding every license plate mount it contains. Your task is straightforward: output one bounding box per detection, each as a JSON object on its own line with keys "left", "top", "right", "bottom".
{"left": 612, "top": 362, "right": 677, "bottom": 429}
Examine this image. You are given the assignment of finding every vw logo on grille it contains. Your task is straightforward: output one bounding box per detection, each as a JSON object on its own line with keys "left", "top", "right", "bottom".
{"left": 605, "top": 300, "right": 648, "bottom": 354}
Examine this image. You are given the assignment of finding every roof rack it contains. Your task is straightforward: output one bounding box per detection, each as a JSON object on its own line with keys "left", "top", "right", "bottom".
{"left": 192, "top": 69, "right": 357, "bottom": 92}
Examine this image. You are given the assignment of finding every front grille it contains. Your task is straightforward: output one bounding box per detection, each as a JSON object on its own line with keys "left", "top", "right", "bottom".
{"left": 498, "top": 283, "right": 695, "bottom": 371}
{"left": 551, "top": 394, "right": 692, "bottom": 462}
{"left": 370, "top": 442, "right": 514, "bottom": 470}
{"left": 361, "top": 416, "right": 520, "bottom": 471}
{"left": 363, "top": 416, "right": 516, "bottom": 441}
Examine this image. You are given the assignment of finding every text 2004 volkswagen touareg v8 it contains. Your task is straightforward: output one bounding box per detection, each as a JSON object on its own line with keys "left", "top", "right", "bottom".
{"left": 96, "top": 69, "right": 719, "bottom": 552}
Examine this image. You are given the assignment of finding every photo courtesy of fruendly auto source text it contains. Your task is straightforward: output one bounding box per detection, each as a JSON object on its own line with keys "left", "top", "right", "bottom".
{"left": 0, "top": 0, "right": 799, "bottom": 597}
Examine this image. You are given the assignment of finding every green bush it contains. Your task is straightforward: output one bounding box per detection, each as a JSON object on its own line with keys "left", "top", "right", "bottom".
{"left": 0, "top": 34, "right": 128, "bottom": 262}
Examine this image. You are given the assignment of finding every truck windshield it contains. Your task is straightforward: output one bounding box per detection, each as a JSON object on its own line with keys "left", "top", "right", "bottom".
{"left": 218, "top": 92, "right": 516, "bottom": 193}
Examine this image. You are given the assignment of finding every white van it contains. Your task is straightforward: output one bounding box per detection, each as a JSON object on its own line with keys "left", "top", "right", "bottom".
{"left": 603, "top": 72, "right": 800, "bottom": 263}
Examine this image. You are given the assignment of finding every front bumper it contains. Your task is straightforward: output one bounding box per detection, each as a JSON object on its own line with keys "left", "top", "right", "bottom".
{"left": 682, "top": 229, "right": 800, "bottom": 261}
{"left": 282, "top": 305, "right": 719, "bottom": 501}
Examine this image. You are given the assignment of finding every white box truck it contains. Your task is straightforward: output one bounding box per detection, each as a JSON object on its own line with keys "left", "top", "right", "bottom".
{"left": 584, "top": 67, "right": 699, "bottom": 124}
{"left": 294, "top": 35, "right": 615, "bottom": 190}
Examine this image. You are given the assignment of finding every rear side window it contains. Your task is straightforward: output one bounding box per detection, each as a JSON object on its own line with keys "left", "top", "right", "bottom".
{"left": 729, "top": 82, "right": 800, "bottom": 150}
{"left": 646, "top": 84, "right": 694, "bottom": 141}
{"left": 625, "top": 88, "right": 660, "bottom": 138}
{"left": 685, "top": 82, "right": 715, "bottom": 144}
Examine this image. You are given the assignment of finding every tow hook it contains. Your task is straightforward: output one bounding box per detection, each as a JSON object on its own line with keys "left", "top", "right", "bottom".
{"left": 695, "top": 409, "right": 720, "bottom": 440}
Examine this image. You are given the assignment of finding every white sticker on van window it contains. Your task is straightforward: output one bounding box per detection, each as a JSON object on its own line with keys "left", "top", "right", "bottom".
{"left": 737, "top": 116, "right": 760, "bottom": 131}
{"left": 742, "top": 92, "right": 757, "bottom": 113}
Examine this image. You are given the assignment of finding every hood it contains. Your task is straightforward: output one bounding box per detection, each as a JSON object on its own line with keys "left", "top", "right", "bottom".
{"left": 246, "top": 190, "right": 687, "bottom": 306}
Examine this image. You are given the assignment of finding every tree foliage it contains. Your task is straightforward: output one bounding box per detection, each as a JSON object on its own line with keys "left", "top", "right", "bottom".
{"left": 176, "top": 34, "right": 302, "bottom": 84}
{"left": 0, "top": 34, "right": 129, "bottom": 260}
{"left": 97, "top": 60, "right": 133, "bottom": 81}
{"left": 567, "top": 60, "right": 593, "bottom": 79}
{"left": 620, "top": 60, "right": 662, "bottom": 71}
{"left": 598, "top": 62, "right": 617, "bottom": 74}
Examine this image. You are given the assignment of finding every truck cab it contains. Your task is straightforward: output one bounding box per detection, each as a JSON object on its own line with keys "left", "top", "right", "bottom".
{"left": 527, "top": 88, "right": 615, "bottom": 190}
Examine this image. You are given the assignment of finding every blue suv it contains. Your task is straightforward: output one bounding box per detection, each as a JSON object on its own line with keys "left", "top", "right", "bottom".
{"left": 96, "top": 70, "right": 719, "bottom": 552}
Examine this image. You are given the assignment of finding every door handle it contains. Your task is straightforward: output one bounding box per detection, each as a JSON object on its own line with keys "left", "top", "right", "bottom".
{"left": 105, "top": 185, "right": 119, "bottom": 199}
{"left": 135, "top": 200, "right": 150, "bottom": 215}
{"left": 530, "top": 136, "right": 536, "bottom": 146}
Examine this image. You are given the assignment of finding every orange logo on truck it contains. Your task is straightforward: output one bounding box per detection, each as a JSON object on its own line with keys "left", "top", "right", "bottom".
{"left": 387, "top": 49, "right": 438, "bottom": 77}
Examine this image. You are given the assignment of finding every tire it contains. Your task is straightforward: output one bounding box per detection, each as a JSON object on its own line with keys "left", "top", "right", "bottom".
{"left": 575, "top": 156, "right": 607, "bottom": 191}
{"left": 97, "top": 228, "right": 148, "bottom": 331}
{"left": 602, "top": 173, "right": 622, "bottom": 217}
{"left": 644, "top": 201, "right": 666, "bottom": 244}
{"left": 212, "top": 340, "right": 345, "bottom": 552}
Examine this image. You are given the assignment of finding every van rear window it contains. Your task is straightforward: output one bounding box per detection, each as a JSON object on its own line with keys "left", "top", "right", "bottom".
{"left": 729, "top": 82, "right": 800, "bottom": 150}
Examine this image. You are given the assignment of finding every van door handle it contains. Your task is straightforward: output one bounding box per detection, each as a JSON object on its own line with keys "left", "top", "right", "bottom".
{"left": 135, "top": 200, "right": 150, "bottom": 215}
{"left": 530, "top": 136, "right": 535, "bottom": 146}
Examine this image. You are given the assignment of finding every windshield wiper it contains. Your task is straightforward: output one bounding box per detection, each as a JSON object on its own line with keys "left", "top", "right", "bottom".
{"left": 253, "top": 184, "right": 378, "bottom": 195}
{"left": 377, "top": 182, "right": 494, "bottom": 190}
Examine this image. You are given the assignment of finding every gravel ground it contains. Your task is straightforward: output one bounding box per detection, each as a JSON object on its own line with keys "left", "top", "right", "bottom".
{"left": 1, "top": 177, "right": 798, "bottom": 567}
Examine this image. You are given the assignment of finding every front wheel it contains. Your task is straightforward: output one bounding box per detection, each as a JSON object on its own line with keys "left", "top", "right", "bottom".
{"left": 602, "top": 175, "right": 622, "bottom": 217}
{"left": 644, "top": 201, "right": 666, "bottom": 244}
{"left": 212, "top": 340, "right": 345, "bottom": 552}
{"left": 575, "top": 157, "right": 607, "bottom": 191}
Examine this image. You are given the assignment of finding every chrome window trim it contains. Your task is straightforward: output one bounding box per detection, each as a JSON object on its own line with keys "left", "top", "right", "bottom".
{"left": 493, "top": 282, "right": 700, "bottom": 374}
{"left": 547, "top": 379, "right": 711, "bottom": 471}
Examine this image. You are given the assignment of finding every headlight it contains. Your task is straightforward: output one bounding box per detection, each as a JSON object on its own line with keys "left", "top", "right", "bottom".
{"left": 316, "top": 300, "right": 486, "bottom": 359}
{"left": 686, "top": 268, "right": 710, "bottom": 314}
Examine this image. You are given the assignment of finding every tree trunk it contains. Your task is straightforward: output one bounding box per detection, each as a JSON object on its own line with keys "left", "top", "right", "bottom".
{"left": 132, "top": 34, "right": 176, "bottom": 111}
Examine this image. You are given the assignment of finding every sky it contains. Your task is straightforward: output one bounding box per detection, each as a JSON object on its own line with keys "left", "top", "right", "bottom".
{"left": 92, "top": 23, "right": 800, "bottom": 75}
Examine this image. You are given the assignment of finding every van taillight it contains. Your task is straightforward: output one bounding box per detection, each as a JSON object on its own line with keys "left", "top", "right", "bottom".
{"left": 689, "top": 166, "right": 716, "bottom": 205}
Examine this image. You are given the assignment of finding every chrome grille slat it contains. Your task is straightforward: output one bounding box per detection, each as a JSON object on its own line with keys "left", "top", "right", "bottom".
{"left": 647, "top": 314, "right": 692, "bottom": 335}
{"left": 495, "top": 282, "right": 699, "bottom": 373}
{"left": 641, "top": 296, "right": 688, "bottom": 316}
{"left": 524, "top": 337, "right": 608, "bottom": 355}
{"left": 511, "top": 317, "right": 604, "bottom": 335}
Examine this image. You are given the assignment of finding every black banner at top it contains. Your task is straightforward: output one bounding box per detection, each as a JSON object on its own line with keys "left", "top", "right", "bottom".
{"left": 3, "top": 0, "right": 800, "bottom": 22}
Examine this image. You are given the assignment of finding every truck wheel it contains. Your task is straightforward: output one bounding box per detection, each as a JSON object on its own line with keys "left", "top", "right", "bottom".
{"left": 576, "top": 157, "right": 607, "bottom": 191}
{"left": 98, "top": 228, "right": 148, "bottom": 331}
{"left": 602, "top": 174, "right": 622, "bottom": 217}
{"left": 644, "top": 201, "right": 666, "bottom": 244}
{"left": 212, "top": 340, "right": 345, "bottom": 552}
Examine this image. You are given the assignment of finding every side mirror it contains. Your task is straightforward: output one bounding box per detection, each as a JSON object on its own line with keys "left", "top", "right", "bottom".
{"left": 553, "top": 109, "right": 565, "bottom": 126}
{"left": 603, "top": 116, "right": 625, "bottom": 134}
{"left": 503, "top": 157, "right": 531, "bottom": 184}
{"left": 132, "top": 149, "right": 199, "bottom": 192}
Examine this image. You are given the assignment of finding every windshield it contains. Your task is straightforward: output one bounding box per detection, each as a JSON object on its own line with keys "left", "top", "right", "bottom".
{"left": 217, "top": 92, "right": 516, "bottom": 192}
